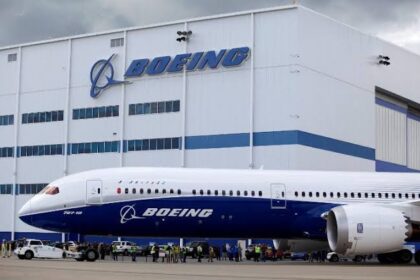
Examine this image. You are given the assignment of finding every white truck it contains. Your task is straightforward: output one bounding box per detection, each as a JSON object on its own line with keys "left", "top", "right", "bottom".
{"left": 14, "top": 239, "right": 98, "bottom": 262}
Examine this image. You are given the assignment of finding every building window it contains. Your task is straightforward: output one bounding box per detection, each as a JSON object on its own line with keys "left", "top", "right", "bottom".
{"left": 18, "top": 183, "right": 47, "bottom": 194}
{"left": 8, "top": 53, "right": 17, "bottom": 62}
{"left": 0, "top": 115, "right": 14, "bottom": 126}
{"left": 68, "top": 141, "right": 120, "bottom": 155}
{"left": 18, "top": 144, "right": 64, "bottom": 157}
{"left": 111, "top": 38, "right": 124, "bottom": 48}
{"left": 125, "top": 137, "right": 182, "bottom": 152}
{"left": 73, "top": 105, "right": 118, "bottom": 120}
{"left": 22, "top": 110, "right": 64, "bottom": 124}
{"left": 0, "top": 147, "right": 14, "bottom": 158}
{"left": 129, "top": 100, "right": 180, "bottom": 116}
{"left": 0, "top": 184, "right": 13, "bottom": 195}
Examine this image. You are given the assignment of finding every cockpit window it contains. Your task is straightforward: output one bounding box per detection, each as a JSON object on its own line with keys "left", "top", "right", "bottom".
{"left": 43, "top": 186, "right": 59, "bottom": 195}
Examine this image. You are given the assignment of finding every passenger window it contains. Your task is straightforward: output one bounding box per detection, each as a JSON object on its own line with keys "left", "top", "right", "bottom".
{"left": 244, "top": 191, "right": 248, "bottom": 196}
{"left": 229, "top": 190, "right": 233, "bottom": 196}
{"left": 330, "top": 192, "right": 334, "bottom": 198}
{"left": 207, "top": 190, "right": 211, "bottom": 195}
{"left": 378, "top": 193, "right": 382, "bottom": 198}
{"left": 200, "top": 190, "right": 204, "bottom": 195}
{"left": 214, "top": 190, "right": 218, "bottom": 196}
{"left": 392, "top": 193, "right": 395, "bottom": 199}
{"left": 117, "top": 187, "right": 121, "bottom": 194}
{"left": 385, "top": 193, "right": 389, "bottom": 199}
{"left": 350, "top": 192, "right": 354, "bottom": 198}
{"left": 309, "top": 192, "right": 312, "bottom": 197}
{"left": 357, "top": 193, "right": 361, "bottom": 198}
{"left": 398, "top": 193, "right": 402, "bottom": 199}
{"left": 364, "top": 193, "right": 368, "bottom": 198}
{"left": 251, "top": 191, "right": 255, "bottom": 196}
{"left": 170, "top": 189, "right": 174, "bottom": 194}
{"left": 140, "top": 188, "right": 144, "bottom": 194}
{"left": 162, "top": 189, "right": 166, "bottom": 194}
{"left": 125, "top": 188, "right": 128, "bottom": 194}
{"left": 281, "top": 191, "right": 284, "bottom": 197}
{"left": 405, "top": 193, "right": 409, "bottom": 199}
{"left": 147, "top": 189, "right": 151, "bottom": 194}
{"left": 344, "top": 193, "right": 347, "bottom": 198}
{"left": 315, "top": 192, "right": 319, "bottom": 197}
{"left": 177, "top": 189, "right": 181, "bottom": 195}
{"left": 237, "top": 190, "right": 240, "bottom": 196}
{"left": 323, "top": 192, "right": 327, "bottom": 198}
{"left": 412, "top": 193, "right": 415, "bottom": 199}
{"left": 192, "top": 190, "right": 196, "bottom": 195}
{"left": 301, "top": 192, "right": 305, "bottom": 197}
{"left": 222, "top": 190, "right": 226, "bottom": 196}
{"left": 258, "top": 191, "right": 262, "bottom": 197}
{"left": 155, "top": 189, "right": 159, "bottom": 194}
{"left": 132, "top": 188, "right": 136, "bottom": 194}
{"left": 371, "top": 193, "right": 375, "bottom": 198}
{"left": 337, "top": 192, "right": 341, "bottom": 198}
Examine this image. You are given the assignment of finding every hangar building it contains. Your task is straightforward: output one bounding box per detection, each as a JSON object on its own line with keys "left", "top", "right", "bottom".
{"left": 1, "top": 4, "right": 420, "bottom": 243}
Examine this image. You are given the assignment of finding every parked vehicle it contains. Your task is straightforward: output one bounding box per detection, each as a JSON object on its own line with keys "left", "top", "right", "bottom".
{"left": 111, "top": 241, "right": 142, "bottom": 255}
{"left": 14, "top": 239, "right": 96, "bottom": 261}
{"left": 185, "top": 241, "right": 209, "bottom": 258}
{"left": 327, "top": 252, "right": 366, "bottom": 263}
{"left": 290, "top": 252, "right": 309, "bottom": 261}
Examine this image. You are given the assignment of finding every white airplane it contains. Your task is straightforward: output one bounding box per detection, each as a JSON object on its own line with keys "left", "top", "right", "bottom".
{"left": 19, "top": 167, "right": 420, "bottom": 264}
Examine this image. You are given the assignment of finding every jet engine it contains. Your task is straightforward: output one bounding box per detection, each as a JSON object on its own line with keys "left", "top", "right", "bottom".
{"left": 326, "top": 204, "right": 411, "bottom": 256}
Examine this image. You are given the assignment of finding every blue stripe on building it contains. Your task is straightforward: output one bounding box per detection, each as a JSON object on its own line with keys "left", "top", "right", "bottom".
{"left": 376, "top": 160, "right": 420, "bottom": 173}
{"left": 185, "top": 130, "right": 375, "bottom": 161}
{"left": 375, "top": 97, "right": 407, "bottom": 114}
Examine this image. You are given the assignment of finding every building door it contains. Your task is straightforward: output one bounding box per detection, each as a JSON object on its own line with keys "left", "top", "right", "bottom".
{"left": 270, "top": 183, "right": 286, "bottom": 209}
{"left": 86, "top": 180, "right": 103, "bottom": 205}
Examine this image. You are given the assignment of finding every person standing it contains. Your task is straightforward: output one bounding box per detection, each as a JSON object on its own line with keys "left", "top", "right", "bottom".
{"left": 254, "top": 245, "right": 260, "bottom": 262}
{"left": 238, "top": 243, "right": 243, "bottom": 261}
{"left": 112, "top": 243, "right": 118, "bottom": 261}
{"left": 181, "top": 246, "right": 187, "bottom": 263}
{"left": 208, "top": 246, "right": 214, "bottom": 262}
{"left": 151, "top": 245, "right": 156, "bottom": 262}
{"left": 130, "top": 245, "right": 137, "bottom": 262}
{"left": 7, "top": 241, "right": 12, "bottom": 258}
{"left": 1, "top": 240, "right": 6, "bottom": 258}
{"left": 197, "top": 244, "right": 203, "bottom": 262}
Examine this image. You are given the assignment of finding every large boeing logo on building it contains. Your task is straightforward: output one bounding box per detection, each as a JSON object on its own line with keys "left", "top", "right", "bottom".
{"left": 90, "top": 54, "right": 128, "bottom": 98}
{"left": 89, "top": 47, "right": 250, "bottom": 98}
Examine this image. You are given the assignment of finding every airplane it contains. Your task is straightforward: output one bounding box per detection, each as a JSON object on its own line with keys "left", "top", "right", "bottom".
{"left": 19, "top": 167, "right": 420, "bottom": 264}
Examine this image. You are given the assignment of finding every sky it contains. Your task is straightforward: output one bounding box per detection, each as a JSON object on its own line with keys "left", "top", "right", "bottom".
{"left": 1, "top": 0, "right": 420, "bottom": 54}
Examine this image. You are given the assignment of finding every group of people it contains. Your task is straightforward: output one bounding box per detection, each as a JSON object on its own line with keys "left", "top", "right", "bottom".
{"left": 1, "top": 239, "right": 12, "bottom": 258}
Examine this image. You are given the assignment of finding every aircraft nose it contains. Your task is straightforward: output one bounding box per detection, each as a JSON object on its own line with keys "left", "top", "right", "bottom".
{"left": 19, "top": 200, "right": 32, "bottom": 217}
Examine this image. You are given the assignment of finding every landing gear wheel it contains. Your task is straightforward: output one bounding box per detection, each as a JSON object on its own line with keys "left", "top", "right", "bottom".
{"left": 377, "top": 253, "right": 393, "bottom": 264}
{"left": 415, "top": 250, "right": 420, "bottom": 265}
{"left": 85, "top": 249, "right": 98, "bottom": 262}
{"left": 353, "top": 255, "right": 363, "bottom": 263}
{"left": 397, "top": 249, "right": 412, "bottom": 264}
{"left": 24, "top": 250, "right": 34, "bottom": 260}
{"left": 330, "top": 254, "right": 339, "bottom": 262}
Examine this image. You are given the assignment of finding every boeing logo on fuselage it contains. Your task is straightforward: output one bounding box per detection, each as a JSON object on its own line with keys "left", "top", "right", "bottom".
{"left": 89, "top": 47, "right": 250, "bottom": 98}
{"left": 119, "top": 205, "right": 213, "bottom": 224}
{"left": 142, "top": 208, "right": 213, "bottom": 218}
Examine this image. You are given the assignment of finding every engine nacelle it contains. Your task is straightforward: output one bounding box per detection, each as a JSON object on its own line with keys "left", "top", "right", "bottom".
{"left": 326, "top": 204, "right": 410, "bottom": 256}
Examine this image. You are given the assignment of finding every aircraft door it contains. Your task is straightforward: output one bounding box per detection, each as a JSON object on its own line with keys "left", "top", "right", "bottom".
{"left": 86, "top": 180, "right": 103, "bottom": 205}
{"left": 270, "top": 183, "right": 286, "bottom": 209}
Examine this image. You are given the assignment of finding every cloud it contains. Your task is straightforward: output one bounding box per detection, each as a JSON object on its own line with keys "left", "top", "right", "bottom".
{"left": 1, "top": 0, "right": 420, "bottom": 54}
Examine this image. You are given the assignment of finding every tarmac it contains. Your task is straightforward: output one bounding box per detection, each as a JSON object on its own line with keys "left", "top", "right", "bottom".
{"left": 0, "top": 256, "right": 419, "bottom": 280}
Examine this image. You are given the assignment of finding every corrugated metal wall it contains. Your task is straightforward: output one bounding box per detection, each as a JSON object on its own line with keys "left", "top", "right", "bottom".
{"left": 407, "top": 117, "right": 420, "bottom": 169}
{"left": 375, "top": 104, "right": 407, "bottom": 165}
